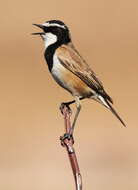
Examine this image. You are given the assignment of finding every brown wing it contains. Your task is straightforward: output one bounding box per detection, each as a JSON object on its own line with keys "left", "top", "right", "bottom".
{"left": 56, "top": 43, "right": 113, "bottom": 103}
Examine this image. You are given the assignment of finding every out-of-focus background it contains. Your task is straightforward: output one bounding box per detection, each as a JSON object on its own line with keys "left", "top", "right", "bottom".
{"left": 0, "top": 0, "right": 138, "bottom": 189}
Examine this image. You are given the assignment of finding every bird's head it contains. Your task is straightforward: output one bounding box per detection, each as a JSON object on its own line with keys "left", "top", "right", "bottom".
{"left": 32, "top": 20, "right": 71, "bottom": 48}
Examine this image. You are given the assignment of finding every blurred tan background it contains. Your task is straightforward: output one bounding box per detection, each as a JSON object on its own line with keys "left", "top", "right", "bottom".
{"left": 0, "top": 0, "right": 138, "bottom": 189}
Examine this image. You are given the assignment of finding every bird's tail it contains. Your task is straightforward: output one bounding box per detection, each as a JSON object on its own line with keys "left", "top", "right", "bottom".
{"left": 98, "top": 95, "right": 126, "bottom": 127}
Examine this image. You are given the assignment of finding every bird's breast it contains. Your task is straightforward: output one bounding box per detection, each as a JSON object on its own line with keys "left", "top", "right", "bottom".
{"left": 51, "top": 55, "right": 92, "bottom": 97}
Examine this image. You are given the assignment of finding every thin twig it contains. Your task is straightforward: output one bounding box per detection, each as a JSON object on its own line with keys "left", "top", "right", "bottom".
{"left": 60, "top": 104, "right": 82, "bottom": 190}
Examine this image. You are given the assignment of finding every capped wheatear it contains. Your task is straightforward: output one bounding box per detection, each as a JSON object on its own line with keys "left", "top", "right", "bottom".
{"left": 32, "top": 20, "right": 126, "bottom": 135}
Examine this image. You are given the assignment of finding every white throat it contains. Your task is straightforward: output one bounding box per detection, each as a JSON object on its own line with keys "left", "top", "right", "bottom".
{"left": 44, "top": 32, "right": 57, "bottom": 49}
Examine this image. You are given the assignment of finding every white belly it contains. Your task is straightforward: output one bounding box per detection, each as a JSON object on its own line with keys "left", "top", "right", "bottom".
{"left": 51, "top": 55, "right": 72, "bottom": 92}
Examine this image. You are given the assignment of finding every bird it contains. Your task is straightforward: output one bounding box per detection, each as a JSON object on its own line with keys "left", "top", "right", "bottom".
{"left": 32, "top": 20, "right": 126, "bottom": 136}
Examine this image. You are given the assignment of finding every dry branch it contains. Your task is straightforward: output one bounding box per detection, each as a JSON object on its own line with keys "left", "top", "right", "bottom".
{"left": 60, "top": 104, "right": 82, "bottom": 190}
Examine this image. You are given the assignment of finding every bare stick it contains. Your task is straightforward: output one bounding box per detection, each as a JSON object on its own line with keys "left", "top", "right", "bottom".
{"left": 60, "top": 104, "right": 82, "bottom": 190}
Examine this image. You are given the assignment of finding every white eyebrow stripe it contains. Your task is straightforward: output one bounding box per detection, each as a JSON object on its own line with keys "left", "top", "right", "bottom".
{"left": 42, "top": 22, "right": 66, "bottom": 29}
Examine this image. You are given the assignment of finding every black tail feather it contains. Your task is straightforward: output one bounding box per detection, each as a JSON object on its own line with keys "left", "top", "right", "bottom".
{"left": 105, "top": 99, "right": 126, "bottom": 127}
{"left": 99, "top": 90, "right": 113, "bottom": 104}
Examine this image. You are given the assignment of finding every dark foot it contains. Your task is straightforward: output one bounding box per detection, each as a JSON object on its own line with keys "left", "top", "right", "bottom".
{"left": 60, "top": 102, "right": 72, "bottom": 114}
{"left": 60, "top": 133, "right": 74, "bottom": 146}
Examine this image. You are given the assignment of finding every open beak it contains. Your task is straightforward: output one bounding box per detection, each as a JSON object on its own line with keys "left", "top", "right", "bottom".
{"left": 32, "top": 32, "right": 45, "bottom": 35}
{"left": 32, "top": 24, "right": 45, "bottom": 35}
{"left": 33, "top": 23, "right": 45, "bottom": 29}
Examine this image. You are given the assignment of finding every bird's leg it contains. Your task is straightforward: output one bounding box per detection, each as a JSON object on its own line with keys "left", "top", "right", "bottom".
{"left": 60, "top": 95, "right": 91, "bottom": 133}
{"left": 61, "top": 96, "right": 85, "bottom": 107}
{"left": 69, "top": 96, "right": 81, "bottom": 136}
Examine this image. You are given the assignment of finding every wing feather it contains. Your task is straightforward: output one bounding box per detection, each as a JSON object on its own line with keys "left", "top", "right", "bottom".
{"left": 56, "top": 43, "right": 113, "bottom": 103}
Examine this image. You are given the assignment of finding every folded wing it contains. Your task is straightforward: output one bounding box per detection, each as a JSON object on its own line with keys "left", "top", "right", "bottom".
{"left": 56, "top": 43, "right": 113, "bottom": 104}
